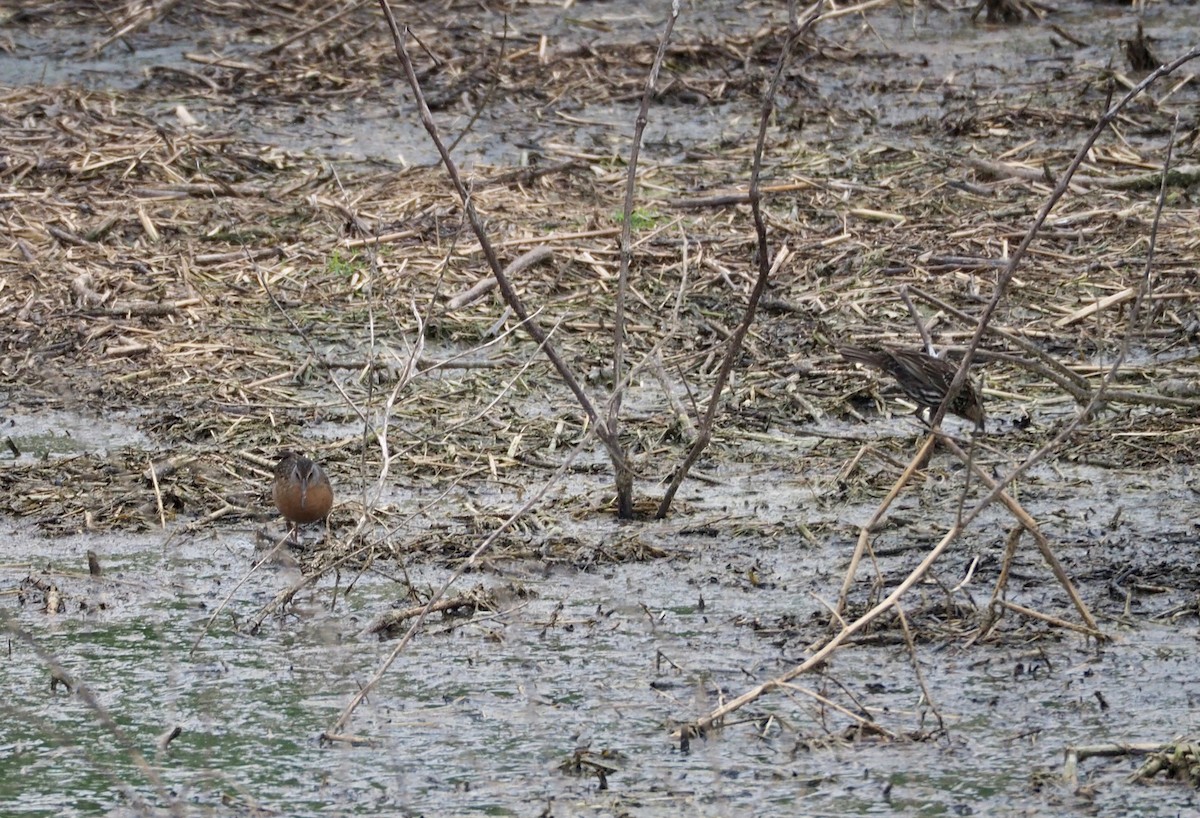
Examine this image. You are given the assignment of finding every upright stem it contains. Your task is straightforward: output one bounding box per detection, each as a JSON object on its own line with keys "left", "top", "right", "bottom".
{"left": 609, "top": 2, "right": 681, "bottom": 518}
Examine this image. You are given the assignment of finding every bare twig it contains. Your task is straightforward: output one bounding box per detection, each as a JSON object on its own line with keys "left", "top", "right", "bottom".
{"left": 899, "top": 285, "right": 935, "bottom": 354}
{"left": 895, "top": 604, "right": 944, "bottom": 736}
{"left": 906, "top": 285, "right": 1092, "bottom": 401}
{"left": 328, "top": 427, "right": 594, "bottom": 736}
{"left": 1, "top": 610, "right": 183, "bottom": 817}
{"left": 444, "top": 247, "right": 553, "bottom": 311}
{"left": 610, "top": 1, "right": 681, "bottom": 519}
{"left": 657, "top": 3, "right": 826, "bottom": 518}
{"left": 377, "top": 3, "right": 632, "bottom": 506}
{"left": 445, "top": 15, "right": 510, "bottom": 157}
{"left": 931, "top": 46, "right": 1200, "bottom": 430}
{"left": 189, "top": 534, "right": 293, "bottom": 655}
{"left": 836, "top": 435, "right": 936, "bottom": 614}
{"left": 685, "top": 507, "right": 978, "bottom": 736}
{"left": 938, "top": 434, "right": 1098, "bottom": 634}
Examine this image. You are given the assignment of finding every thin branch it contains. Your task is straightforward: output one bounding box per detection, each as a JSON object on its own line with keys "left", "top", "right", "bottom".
{"left": 906, "top": 285, "right": 1092, "bottom": 401}
{"left": 708, "top": 41, "right": 1200, "bottom": 739}
{"left": 930, "top": 46, "right": 1200, "bottom": 429}
{"left": 1, "top": 610, "right": 183, "bottom": 817}
{"left": 375, "top": 3, "right": 629, "bottom": 477}
{"left": 610, "top": 0, "right": 681, "bottom": 518}
{"left": 836, "top": 435, "right": 936, "bottom": 614}
{"left": 657, "top": 3, "right": 826, "bottom": 518}
{"left": 328, "top": 427, "right": 594, "bottom": 736}
{"left": 899, "top": 284, "right": 935, "bottom": 354}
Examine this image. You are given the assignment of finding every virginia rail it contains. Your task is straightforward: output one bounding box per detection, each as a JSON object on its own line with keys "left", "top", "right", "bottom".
{"left": 272, "top": 451, "right": 333, "bottom": 539}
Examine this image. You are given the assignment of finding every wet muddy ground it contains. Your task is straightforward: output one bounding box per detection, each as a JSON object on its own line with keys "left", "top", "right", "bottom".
{"left": 3, "top": 1, "right": 1200, "bottom": 815}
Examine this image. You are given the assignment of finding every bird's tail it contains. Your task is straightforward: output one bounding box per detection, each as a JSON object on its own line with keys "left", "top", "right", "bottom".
{"left": 838, "top": 346, "right": 885, "bottom": 369}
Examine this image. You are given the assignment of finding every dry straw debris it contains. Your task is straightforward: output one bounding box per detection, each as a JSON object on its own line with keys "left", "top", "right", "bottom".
{"left": 1, "top": 3, "right": 1198, "bottom": 568}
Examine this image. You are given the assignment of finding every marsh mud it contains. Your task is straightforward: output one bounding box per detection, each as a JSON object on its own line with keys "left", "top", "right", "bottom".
{"left": 3, "top": 1, "right": 1200, "bottom": 816}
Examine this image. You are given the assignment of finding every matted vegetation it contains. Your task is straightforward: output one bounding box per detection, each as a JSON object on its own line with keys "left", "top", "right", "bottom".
{"left": 3, "top": 0, "right": 1200, "bottom": 808}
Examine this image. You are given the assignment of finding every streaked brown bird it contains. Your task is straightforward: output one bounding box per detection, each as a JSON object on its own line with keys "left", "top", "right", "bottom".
{"left": 272, "top": 451, "right": 334, "bottom": 539}
{"left": 839, "top": 346, "right": 986, "bottom": 431}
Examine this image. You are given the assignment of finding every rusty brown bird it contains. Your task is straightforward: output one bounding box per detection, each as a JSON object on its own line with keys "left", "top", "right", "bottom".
{"left": 272, "top": 451, "right": 334, "bottom": 539}
{"left": 839, "top": 346, "right": 986, "bottom": 431}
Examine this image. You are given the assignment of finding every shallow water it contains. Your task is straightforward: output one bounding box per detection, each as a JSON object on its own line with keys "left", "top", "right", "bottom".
{"left": 3, "top": 0, "right": 1177, "bottom": 167}
{"left": 4, "top": 0, "right": 1200, "bottom": 814}
{"left": 4, "top": 470, "right": 1199, "bottom": 818}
